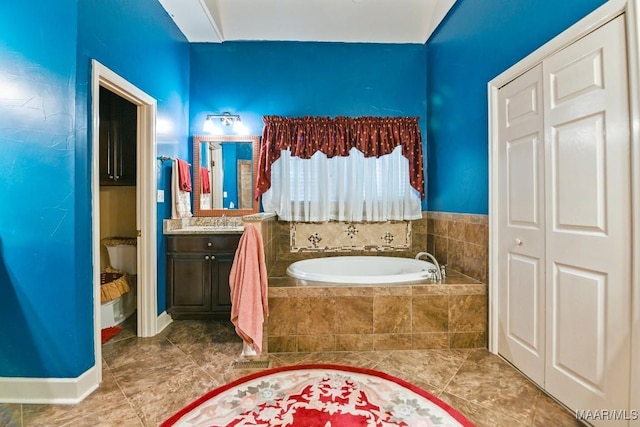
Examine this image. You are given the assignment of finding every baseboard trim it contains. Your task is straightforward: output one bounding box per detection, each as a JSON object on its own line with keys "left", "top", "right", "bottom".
{"left": 0, "top": 365, "right": 99, "bottom": 404}
{"left": 157, "top": 310, "right": 173, "bottom": 334}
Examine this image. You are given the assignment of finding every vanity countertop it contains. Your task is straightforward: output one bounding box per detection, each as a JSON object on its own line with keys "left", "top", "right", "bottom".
{"left": 163, "top": 217, "right": 244, "bottom": 235}
{"left": 164, "top": 226, "right": 244, "bottom": 235}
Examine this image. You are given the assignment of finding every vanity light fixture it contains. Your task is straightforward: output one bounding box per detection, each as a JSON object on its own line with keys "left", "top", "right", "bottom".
{"left": 203, "top": 112, "right": 249, "bottom": 135}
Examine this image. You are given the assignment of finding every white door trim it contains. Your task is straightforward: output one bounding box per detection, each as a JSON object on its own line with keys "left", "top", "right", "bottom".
{"left": 624, "top": 0, "right": 640, "bottom": 424}
{"left": 91, "top": 60, "right": 159, "bottom": 382}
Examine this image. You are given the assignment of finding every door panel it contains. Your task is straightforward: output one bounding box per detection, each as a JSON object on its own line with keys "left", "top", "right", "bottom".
{"left": 551, "top": 113, "right": 606, "bottom": 233}
{"left": 543, "top": 15, "right": 630, "bottom": 421}
{"left": 550, "top": 49, "right": 604, "bottom": 107}
{"left": 507, "top": 254, "right": 541, "bottom": 354}
{"left": 497, "top": 64, "right": 546, "bottom": 386}
{"left": 552, "top": 263, "right": 607, "bottom": 394}
{"left": 508, "top": 135, "right": 540, "bottom": 226}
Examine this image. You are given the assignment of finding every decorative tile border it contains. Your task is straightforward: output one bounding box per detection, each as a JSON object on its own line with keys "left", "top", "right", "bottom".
{"left": 290, "top": 221, "right": 411, "bottom": 252}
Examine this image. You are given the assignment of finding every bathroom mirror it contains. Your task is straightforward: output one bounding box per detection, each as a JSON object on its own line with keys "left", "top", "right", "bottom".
{"left": 192, "top": 135, "right": 261, "bottom": 217}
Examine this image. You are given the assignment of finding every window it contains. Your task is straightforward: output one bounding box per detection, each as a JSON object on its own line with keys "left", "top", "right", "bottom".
{"left": 262, "top": 146, "right": 421, "bottom": 221}
{"left": 257, "top": 116, "right": 425, "bottom": 222}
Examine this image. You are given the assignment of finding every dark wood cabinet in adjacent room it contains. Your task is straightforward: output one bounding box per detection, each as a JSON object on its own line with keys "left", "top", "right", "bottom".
{"left": 166, "top": 234, "right": 241, "bottom": 320}
{"left": 99, "top": 86, "right": 137, "bottom": 186}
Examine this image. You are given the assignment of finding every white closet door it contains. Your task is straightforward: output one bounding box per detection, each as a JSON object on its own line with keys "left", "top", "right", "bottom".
{"left": 543, "top": 15, "right": 631, "bottom": 421}
{"left": 497, "top": 64, "right": 546, "bottom": 386}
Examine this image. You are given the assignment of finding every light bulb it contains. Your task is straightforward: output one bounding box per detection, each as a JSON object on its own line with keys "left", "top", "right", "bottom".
{"left": 233, "top": 118, "right": 249, "bottom": 135}
{"left": 203, "top": 117, "right": 215, "bottom": 133}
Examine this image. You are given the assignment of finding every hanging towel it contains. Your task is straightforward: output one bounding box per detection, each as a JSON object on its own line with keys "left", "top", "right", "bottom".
{"left": 171, "top": 159, "right": 193, "bottom": 219}
{"left": 229, "top": 224, "right": 269, "bottom": 356}
{"left": 178, "top": 159, "right": 192, "bottom": 192}
{"left": 200, "top": 167, "right": 211, "bottom": 194}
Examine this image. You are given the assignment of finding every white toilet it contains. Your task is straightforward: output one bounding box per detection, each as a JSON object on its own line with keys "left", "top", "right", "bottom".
{"left": 101, "top": 238, "right": 137, "bottom": 328}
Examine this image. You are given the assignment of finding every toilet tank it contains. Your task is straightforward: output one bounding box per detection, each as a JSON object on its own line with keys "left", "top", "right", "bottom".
{"left": 103, "top": 237, "right": 137, "bottom": 274}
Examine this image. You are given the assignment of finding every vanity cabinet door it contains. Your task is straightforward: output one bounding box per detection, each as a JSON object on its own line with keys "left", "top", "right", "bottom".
{"left": 211, "top": 253, "right": 234, "bottom": 312}
{"left": 99, "top": 86, "right": 137, "bottom": 186}
{"left": 166, "top": 253, "right": 211, "bottom": 316}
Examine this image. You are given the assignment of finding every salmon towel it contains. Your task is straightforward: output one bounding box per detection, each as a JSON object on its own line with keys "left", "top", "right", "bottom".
{"left": 177, "top": 159, "right": 192, "bottom": 192}
{"left": 229, "top": 224, "right": 269, "bottom": 355}
{"left": 200, "top": 167, "right": 211, "bottom": 194}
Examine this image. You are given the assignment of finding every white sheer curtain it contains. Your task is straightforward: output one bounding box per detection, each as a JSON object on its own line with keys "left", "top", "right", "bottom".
{"left": 262, "top": 146, "right": 422, "bottom": 222}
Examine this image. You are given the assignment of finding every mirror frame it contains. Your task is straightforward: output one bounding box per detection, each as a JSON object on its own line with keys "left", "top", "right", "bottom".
{"left": 192, "top": 134, "right": 261, "bottom": 217}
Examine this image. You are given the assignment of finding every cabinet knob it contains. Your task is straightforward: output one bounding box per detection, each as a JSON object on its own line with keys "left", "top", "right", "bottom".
{"left": 204, "top": 255, "right": 210, "bottom": 260}
{"left": 515, "top": 238, "right": 523, "bottom": 246}
{"left": 207, "top": 242, "right": 212, "bottom": 247}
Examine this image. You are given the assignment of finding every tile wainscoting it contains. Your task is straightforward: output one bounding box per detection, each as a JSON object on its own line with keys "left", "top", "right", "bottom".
{"left": 426, "top": 211, "right": 488, "bottom": 284}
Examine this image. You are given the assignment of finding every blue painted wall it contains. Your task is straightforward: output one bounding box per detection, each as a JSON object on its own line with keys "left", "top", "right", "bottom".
{"left": 189, "top": 41, "right": 429, "bottom": 209}
{"left": 219, "top": 142, "right": 253, "bottom": 209}
{"left": 426, "top": 0, "right": 608, "bottom": 214}
{"left": 76, "top": 0, "right": 191, "bottom": 320}
{"left": 0, "top": 0, "right": 80, "bottom": 378}
{"left": 0, "top": 0, "right": 189, "bottom": 378}
{"left": 221, "top": 143, "right": 239, "bottom": 209}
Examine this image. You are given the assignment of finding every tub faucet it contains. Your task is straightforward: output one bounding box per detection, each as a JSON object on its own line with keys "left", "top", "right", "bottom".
{"left": 415, "top": 252, "right": 442, "bottom": 281}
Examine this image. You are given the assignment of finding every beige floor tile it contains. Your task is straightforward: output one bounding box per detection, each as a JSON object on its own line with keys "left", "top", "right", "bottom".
{"left": 9, "top": 319, "right": 579, "bottom": 427}
{"left": 532, "top": 392, "right": 586, "bottom": 426}
{"left": 438, "top": 392, "right": 528, "bottom": 427}
{"left": 373, "top": 349, "right": 470, "bottom": 389}
{"left": 22, "top": 371, "right": 128, "bottom": 427}
{"left": 0, "top": 404, "right": 21, "bottom": 427}
{"left": 444, "top": 350, "right": 541, "bottom": 425}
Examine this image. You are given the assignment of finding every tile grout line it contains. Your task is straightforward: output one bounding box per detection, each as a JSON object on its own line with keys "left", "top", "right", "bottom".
{"left": 106, "top": 347, "right": 159, "bottom": 427}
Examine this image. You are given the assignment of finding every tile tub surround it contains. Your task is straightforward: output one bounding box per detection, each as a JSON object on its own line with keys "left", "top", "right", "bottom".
{"left": 266, "top": 267, "right": 487, "bottom": 353}
{"left": 427, "top": 211, "right": 488, "bottom": 284}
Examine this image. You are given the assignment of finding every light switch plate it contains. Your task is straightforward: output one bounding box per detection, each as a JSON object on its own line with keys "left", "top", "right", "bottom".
{"left": 157, "top": 190, "right": 164, "bottom": 203}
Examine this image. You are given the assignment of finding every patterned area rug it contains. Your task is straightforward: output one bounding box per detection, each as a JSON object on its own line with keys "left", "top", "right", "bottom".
{"left": 160, "top": 364, "right": 474, "bottom": 426}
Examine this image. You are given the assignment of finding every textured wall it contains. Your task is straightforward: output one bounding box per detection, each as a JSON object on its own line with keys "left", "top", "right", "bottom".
{"left": 76, "top": 0, "right": 191, "bottom": 318}
{"left": 0, "top": 0, "right": 82, "bottom": 378}
{"left": 0, "top": 0, "right": 189, "bottom": 378}
{"left": 425, "top": 0, "right": 608, "bottom": 214}
{"left": 189, "top": 41, "right": 429, "bottom": 210}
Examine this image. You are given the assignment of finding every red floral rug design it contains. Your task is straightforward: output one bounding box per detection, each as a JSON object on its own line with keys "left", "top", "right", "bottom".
{"left": 161, "top": 364, "right": 474, "bottom": 427}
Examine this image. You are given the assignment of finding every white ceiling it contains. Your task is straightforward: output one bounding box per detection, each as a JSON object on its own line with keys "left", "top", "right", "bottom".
{"left": 157, "top": 0, "right": 457, "bottom": 44}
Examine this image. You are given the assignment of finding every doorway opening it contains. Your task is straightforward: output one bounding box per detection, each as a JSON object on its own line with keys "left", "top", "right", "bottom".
{"left": 91, "top": 60, "right": 158, "bottom": 382}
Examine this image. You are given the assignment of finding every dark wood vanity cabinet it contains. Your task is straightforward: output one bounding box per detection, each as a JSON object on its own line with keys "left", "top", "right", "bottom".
{"left": 99, "top": 86, "right": 137, "bottom": 186}
{"left": 166, "top": 234, "right": 241, "bottom": 320}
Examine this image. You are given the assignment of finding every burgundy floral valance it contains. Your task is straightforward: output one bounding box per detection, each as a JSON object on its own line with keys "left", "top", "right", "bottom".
{"left": 256, "top": 115, "right": 425, "bottom": 199}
